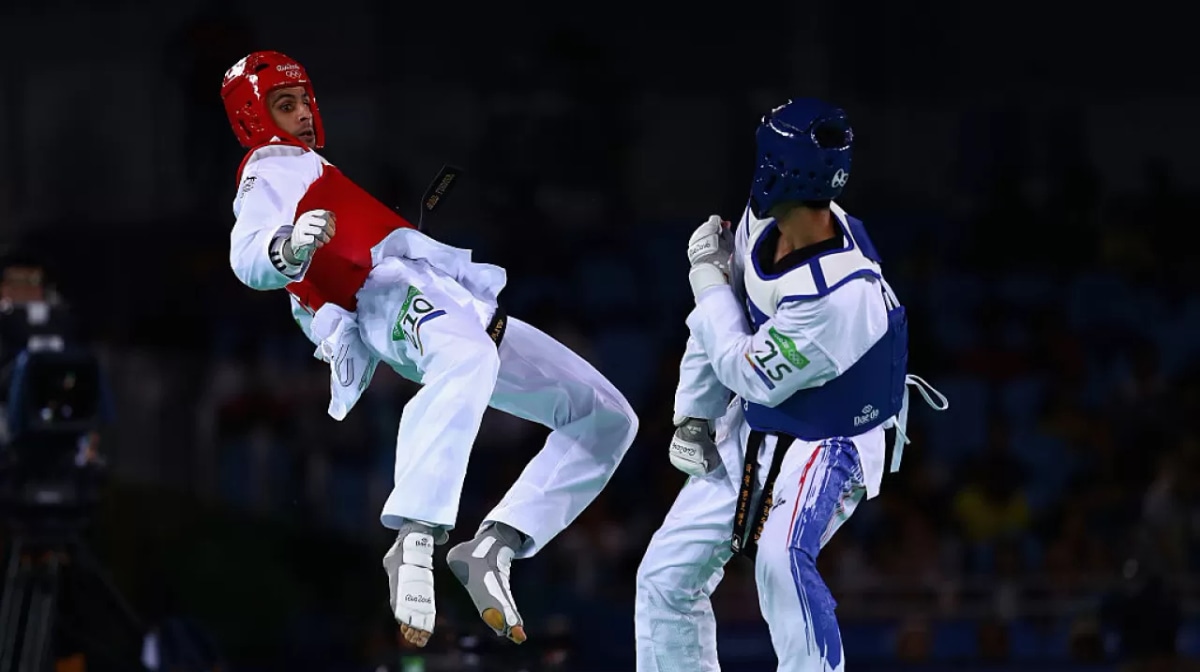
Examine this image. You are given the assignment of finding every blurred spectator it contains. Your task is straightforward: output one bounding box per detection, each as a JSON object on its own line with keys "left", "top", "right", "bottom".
{"left": 1139, "top": 439, "right": 1200, "bottom": 574}
{"left": 976, "top": 617, "right": 1010, "bottom": 662}
{"left": 952, "top": 420, "right": 1031, "bottom": 560}
{"left": 894, "top": 617, "right": 932, "bottom": 663}
{"left": 0, "top": 253, "right": 78, "bottom": 375}
{"left": 1101, "top": 562, "right": 1183, "bottom": 672}
{"left": 1043, "top": 503, "right": 1109, "bottom": 598}
{"left": 1068, "top": 617, "right": 1105, "bottom": 663}
{"left": 537, "top": 614, "right": 575, "bottom": 671}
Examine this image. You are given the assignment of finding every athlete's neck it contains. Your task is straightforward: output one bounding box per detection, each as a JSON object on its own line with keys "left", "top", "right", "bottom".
{"left": 774, "top": 207, "right": 837, "bottom": 262}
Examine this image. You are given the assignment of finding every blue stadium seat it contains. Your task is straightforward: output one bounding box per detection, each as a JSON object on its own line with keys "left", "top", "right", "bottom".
{"left": 1179, "top": 618, "right": 1200, "bottom": 656}
{"left": 840, "top": 620, "right": 898, "bottom": 660}
{"left": 931, "top": 618, "right": 978, "bottom": 660}
{"left": 1008, "top": 619, "right": 1048, "bottom": 660}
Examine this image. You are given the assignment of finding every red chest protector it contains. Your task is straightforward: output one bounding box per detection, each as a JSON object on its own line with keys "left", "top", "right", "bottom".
{"left": 238, "top": 143, "right": 416, "bottom": 313}
{"left": 288, "top": 165, "right": 415, "bottom": 312}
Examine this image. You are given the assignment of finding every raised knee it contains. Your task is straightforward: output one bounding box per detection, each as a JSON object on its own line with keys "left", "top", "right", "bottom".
{"left": 586, "top": 388, "right": 639, "bottom": 454}
{"left": 604, "top": 382, "right": 639, "bottom": 440}
{"left": 612, "top": 399, "right": 639, "bottom": 449}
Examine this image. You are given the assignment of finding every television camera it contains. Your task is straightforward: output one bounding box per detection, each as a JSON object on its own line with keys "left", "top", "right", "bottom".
{"left": 0, "top": 259, "right": 144, "bottom": 672}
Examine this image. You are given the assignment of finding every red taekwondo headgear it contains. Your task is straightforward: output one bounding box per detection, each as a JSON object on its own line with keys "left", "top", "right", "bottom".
{"left": 220, "top": 50, "right": 326, "bottom": 149}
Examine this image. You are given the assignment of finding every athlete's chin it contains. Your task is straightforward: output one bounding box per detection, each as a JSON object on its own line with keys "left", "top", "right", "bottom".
{"left": 298, "top": 131, "right": 316, "bottom": 147}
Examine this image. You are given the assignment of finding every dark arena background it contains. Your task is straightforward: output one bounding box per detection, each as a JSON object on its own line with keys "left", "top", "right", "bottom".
{"left": 0, "top": 2, "right": 1197, "bottom": 671}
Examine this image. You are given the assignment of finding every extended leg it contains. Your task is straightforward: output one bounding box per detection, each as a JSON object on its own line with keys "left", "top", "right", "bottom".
{"left": 474, "top": 317, "right": 640, "bottom": 554}
{"left": 353, "top": 262, "right": 505, "bottom": 646}
{"left": 447, "top": 317, "right": 639, "bottom": 642}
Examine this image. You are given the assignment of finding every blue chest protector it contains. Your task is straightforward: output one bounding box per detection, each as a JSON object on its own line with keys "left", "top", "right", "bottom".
{"left": 742, "top": 214, "right": 909, "bottom": 443}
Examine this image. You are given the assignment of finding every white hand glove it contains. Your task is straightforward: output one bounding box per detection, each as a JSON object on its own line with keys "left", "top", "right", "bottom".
{"left": 686, "top": 215, "right": 734, "bottom": 299}
{"left": 669, "top": 416, "right": 720, "bottom": 477}
{"left": 284, "top": 209, "right": 336, "bottom": 264}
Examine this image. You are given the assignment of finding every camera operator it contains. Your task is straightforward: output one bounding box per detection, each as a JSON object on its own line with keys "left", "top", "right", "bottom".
{"left": 0, "top": 252, "right": 131, "bottom": 672}
{"left": 0, "top": 253, "right": 81, "bottom": 443}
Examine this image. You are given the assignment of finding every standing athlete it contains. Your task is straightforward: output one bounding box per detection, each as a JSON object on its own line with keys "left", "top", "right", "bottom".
{"left": 221, "top": 51, "right": 638, "bottom": 647}
{"left": 634, "top": 99, "right": 948, "bottom": 671}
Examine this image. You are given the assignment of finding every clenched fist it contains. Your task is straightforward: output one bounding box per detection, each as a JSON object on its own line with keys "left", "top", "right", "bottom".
{"left": 669, "top": 417, "right": 721, "bottom": 477}
{"left": 686, "top": 214, "right": 733, "bottom": 299}
{"left": 284, "top": 209, "right": 336, "bottom": 264}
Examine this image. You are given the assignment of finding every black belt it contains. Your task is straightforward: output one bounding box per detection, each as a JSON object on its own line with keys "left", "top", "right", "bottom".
{"left": 486, "top": 305, "right": 508, "bottom": 348}
{"left": 883, "top": 427, "right": 896, "bottom": 479}
{"left": 731, "top": 430, "right": 795, "bottom": 561}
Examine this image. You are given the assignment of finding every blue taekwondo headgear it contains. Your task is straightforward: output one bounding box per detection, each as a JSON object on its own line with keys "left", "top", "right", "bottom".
{"left": 749, "top": 98, "right": 854, "bottom": 219}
